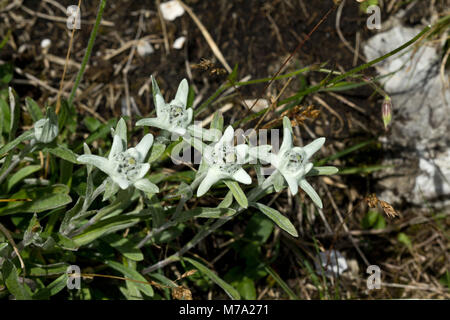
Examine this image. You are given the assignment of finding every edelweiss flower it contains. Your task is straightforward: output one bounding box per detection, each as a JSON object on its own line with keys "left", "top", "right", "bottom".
{"left": 270, "top": 117, "right": 325, "bottom": 208}
{"left": 196, "top": 126, "right": 252, "bottom": 197}
{"left": 77, "top": 121, "right": 158, "bottom": 193}
{"left": 136, "top": 76, "right": 192, "bottom": 136}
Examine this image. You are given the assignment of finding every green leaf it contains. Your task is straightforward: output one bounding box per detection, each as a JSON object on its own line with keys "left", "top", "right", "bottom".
{"left": 175, "top": 207, "right": 236, "bottom": 224}
{"left": 83, "top": 116, "right": 101, "bottom": 132}
{"left": 72, "top": 212, "right": 150, "bottom": 246}
{"left": 44, "top": 145, "right": 79, "bottom": 164}
{"left": 105, "top": 260, "right": 153, "bottom": 297}
{"left": 210, "top": 111, "right": 224, "bottom": 132}
{"left": 148, "top": 143, "right": 166, "bottom": 163}
{"left": 183, "top": 257, "right": 240, "bottom": 300}
{"left": 236, "top": 276, "right": 256, "bottom": 300}
{"left": 307, "top": 166, "right": 339, "bottom": 176}
{"left": 217, "top": 191, "right": 233, "bottom": 208}
{"left": 224, "top": 180, "right": 248, "bottom": 208}
{"left": 32, "top": 273, "right": 68, "bottom": 299}
{"left": 397, "top": 232, "right": 412, "bottom": 249}
{"left": 0, "top": 184, "right": 72, "bottom": 216}
{"left": 362, "top": 210, "right": 386, "bottom": 230}
{"left": 25, "top": 97, "right": 44, "bottom": 122}
{"left": 103, "top": 234, "right": 144, "bottom": 261}
{"left": 251, "top": 202, "right": 298, "bottom": 237}
{"left": 265, "top": 266, "right": 298, "bottom": 299}
{"left": 0, "top": 130, "right": 34, "bottom": 157}
{"left": 28, "top": 263, "right": 69, "bottom": 277}
{"left": 2, "top": 260, "right": 32, "bottom": 300}
{"left": 6, "top": 164, "right": 41, "bottom": 192}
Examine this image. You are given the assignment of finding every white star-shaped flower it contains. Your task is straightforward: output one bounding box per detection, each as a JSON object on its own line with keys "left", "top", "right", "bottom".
{"left": 270, "top": 117, "right": 325, "bottom": 208}
{"left": 136, "top": 76, "right": 193, "bottom": 136}
{"left": 77, "top": 120, "right": 158, "bottom": 194}
{"left": 196, "top": 126, "right": 252, "bottom": 197}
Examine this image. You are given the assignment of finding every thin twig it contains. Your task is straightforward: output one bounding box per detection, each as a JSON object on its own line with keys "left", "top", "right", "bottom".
{"left": 0, "top": 222, "right": 26, "bottom": 275}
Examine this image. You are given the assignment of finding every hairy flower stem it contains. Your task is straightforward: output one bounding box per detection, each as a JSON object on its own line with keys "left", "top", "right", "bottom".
{"left": 68, "top": 0, "right": 107, "bottom": 104}
{"left": 141, "top": 174, "right": 276, "bottom": 274}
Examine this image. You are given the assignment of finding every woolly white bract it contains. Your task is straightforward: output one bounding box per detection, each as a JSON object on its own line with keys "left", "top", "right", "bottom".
{"left": 77, "top": 119, "right": 158, "bottom": 194}
{"left": 196, "top": 126, "right": 252, "bottom": 197}
{"left": 136, "top": 76, "right": 193, "bottom": 136}
{"left": 269, "top": 117, "right": 325, "bottom": 208}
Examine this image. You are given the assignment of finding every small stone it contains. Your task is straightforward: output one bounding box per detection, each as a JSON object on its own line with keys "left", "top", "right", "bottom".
{"left": 173, "top": 36, "right": 186, "bottom": 50}
{"left": 40, "top": 39, "right": 51, "bottom": 49}
{"left": 160, "top": 0, "right": 185, "bottom": 21}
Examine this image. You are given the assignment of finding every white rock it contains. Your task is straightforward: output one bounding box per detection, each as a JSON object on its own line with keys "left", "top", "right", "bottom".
{"left": 160, "top": 0, "right": 185, "bottom": 21}
{"left": 137, "top": 40, "right": 154, "bottom": 57}
{"left": 173, "top": 36, "right": 186, "bottom": 50}
{"left": 315, "top": 250, "right": 348, "bottom": 277}
{"left": 40, "top": 39, "right": 51, "bottom": 49}
{"left": 244, "top": 99, "right": 269, "bottom": 113}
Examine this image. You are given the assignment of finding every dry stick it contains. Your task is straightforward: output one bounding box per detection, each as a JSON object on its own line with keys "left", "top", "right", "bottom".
{"left": 0, "top": 222, "right": 26, "bottom": 275}
{"left": 55, "top": 0, "right": 82, "bottom": 115}
{"left": 336, "top": 0, "right": 367, "bottom": 64}
{"left": 176, "top": 0, "right": 232, "bottom": 73}
{"left": 253, "top": 77, "right": 293, "bottom": 131}
{"left": 322, "top": 182, "right": 370, "bottom": 266}
{"left": 156, "top": 0, "right": 170, "bottom": 55}
{"left": 245, "top": 3, "right": 339, "bottom": 116}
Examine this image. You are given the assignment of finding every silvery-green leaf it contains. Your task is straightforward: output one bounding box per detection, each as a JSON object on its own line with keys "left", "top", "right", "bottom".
{"left": 224, "top": 180, "right": 248, "bottom": 208}
{"left": 7, "top": 164, "right": 41, "bottom": 192}
{"left": 210, "top": 111, "right": 224, "bottom": 132}
{"left": 34, "top": 107, "right": 58, "bottom": 144}
{"left": 0, "top": 130, "right": 34, "bottom": 157}
{"left": 307, "top": 166, "right": 339, "bottom": 176}
{"left": 272, "top": 171, "right": 285, "bottom": 192}
{"left": 251, "top": 202, "right": 298, "bottom": 237}
{"left": 25, "top": 97, "right": 44, "bottom": 122}
{"left": 134, "top": 178, "right": 159, "bottom": 194}
{"left": 217, "top": 191, "right": 233, "bottom": 208}
{"left": 299, "top": 179, "right": 323, "bottom": 208}
{"left": 8, "top": 87, "right": 15, "bottom": 134}
{"left": 103, "top": 177, "right": 120, "bottom": 201}
{"left": 72, "top": 212, "right": 151, "bottom": 246}
{"left": 147, "top": 142, "right": 166, "bottom": 163}
{"left": 44, "top": 145, "right": 79, "bottom": 164}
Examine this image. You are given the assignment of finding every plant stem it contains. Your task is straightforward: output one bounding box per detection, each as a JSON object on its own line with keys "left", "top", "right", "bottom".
{"left": 68, "top": 0, "right": 107, "bottom": 105}
{"left": 141, "top": 174, "right": 276, "bottom": 274}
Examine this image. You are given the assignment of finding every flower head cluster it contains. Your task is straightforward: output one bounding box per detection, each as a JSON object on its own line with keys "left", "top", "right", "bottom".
{"left": 197, "top": 126, "right": 252, "bottom": 196}
{"left": 77, "top": 119, "right": 158, "bottom": 194}
{"left": 76, "top": 77, "right": 336, "bottom": 209}
{"left": 268, "top": 117, "right": 326, "bottom": 208}
{"left": 136, "top": 76, "right": 192, "bottom": 136}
